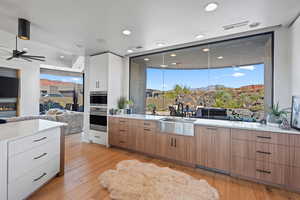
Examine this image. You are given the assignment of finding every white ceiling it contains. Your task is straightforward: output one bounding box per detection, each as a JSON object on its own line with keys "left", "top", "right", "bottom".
{"left": 0, "top": 0, "right": 299, "bottom": 57}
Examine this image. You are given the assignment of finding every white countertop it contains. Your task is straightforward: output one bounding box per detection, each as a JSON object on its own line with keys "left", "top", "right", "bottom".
{"left": 109, "top": 114, "right": 300, "bottom": 135}
{"left": 0, "top": 119, "right": 66, "bottom": 141}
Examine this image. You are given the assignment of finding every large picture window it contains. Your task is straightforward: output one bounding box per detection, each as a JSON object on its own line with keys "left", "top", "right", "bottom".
{"left": 130, "top": 33, "right": 273, "bottom": 122}
{"left": 39, "top": 70, "right": 84, "bottom": 114}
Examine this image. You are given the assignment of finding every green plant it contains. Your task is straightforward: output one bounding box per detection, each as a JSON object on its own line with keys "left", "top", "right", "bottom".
{"left": 268, "top": 102, "right": 288, "bottom": 117}
{"left": 126, "top": 99, "right": 134, "bottom": 108}
{"left": 117, "top": 97, "right": 127, "bottom": 109}
{"left": 147, "top": 103, "right": 156, "bottom": 111}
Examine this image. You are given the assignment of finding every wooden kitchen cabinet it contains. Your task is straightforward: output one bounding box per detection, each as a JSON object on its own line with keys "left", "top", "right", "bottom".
{"left": 144, "top": 128, "right": 156, "bottom": 155}
{"left": 196, "top": 126, "right": 231, "bottom": 172}
{"left": 155, "top": 132, "right": 195, "bottom": 164}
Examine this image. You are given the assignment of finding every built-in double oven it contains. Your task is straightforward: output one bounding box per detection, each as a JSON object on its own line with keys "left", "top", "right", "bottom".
{"left": 90, "top": 91, "right": 107, "bottom": 132}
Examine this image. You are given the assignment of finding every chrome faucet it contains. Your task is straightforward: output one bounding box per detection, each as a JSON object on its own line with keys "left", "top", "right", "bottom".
{"left": 177, "top": 102, "right": 184, "bottom": 118}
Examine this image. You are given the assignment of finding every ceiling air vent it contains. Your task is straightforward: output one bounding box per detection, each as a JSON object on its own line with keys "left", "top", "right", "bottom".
{"left": 223, "top": 21, "right": 249, "bottom": 30}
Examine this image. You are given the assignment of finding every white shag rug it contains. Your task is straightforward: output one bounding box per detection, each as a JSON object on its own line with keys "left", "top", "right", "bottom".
{"left": 99, "top": 160, "right": 219, "bottom": 200}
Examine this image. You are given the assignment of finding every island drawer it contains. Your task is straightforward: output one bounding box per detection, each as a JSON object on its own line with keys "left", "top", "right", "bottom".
{"left": 8, "top": 127, "right": 60, "bottom": 157}
{"left": 8, "top": 138, "right": 60, "bottom": 183}
{"left": 8, "top": 155, "right": 59, "bottom": 200}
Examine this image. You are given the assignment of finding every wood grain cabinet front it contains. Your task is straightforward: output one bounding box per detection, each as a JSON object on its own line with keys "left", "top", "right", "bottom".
{"left": 155, "top": 133, "right": 195, "bottom": 164}
{"left": 196, "top": 126, "right": 230, "bottom": 172}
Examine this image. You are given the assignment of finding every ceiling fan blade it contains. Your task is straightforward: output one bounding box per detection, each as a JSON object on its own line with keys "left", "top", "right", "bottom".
{"left": 6, "top": 56, "right": 14, "bottom": 60}
{"left": 26, "top": 57, "right": 46, "bottom": 62}
{"left": 21, "top": 57, "right": 32, "bottom": 62}
{"left": 21, "top": 55, "right": 45, "bottom": 59}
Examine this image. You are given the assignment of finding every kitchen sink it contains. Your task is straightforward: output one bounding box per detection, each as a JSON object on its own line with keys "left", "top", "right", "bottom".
{"left": 159, "top": 117, "right": 196, "bottom": 136}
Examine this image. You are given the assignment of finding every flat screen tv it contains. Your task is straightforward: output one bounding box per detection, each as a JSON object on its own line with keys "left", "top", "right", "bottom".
{"left": 0, "top": 76, "right": 19, "bottom": 98}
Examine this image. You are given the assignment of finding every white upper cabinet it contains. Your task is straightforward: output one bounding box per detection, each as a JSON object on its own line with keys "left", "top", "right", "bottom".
{"left": 89, "top": 54, "right": 108, "bottom": 91}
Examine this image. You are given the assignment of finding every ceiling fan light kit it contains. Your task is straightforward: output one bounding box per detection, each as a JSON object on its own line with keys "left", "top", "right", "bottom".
{"left": 5, "top": 18, "right": 46, "bottom": 62}
{"left": 18, "top": 18, "right": 30, "bottom": 40}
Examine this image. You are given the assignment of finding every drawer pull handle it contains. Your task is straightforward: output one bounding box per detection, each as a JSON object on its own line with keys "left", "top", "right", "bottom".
{"left": 33, "top": 172, "right": 47, "bottom": 182}
{"left": 256, "top": 169, "right": 271, "bottom": 174}
{"left": 206, "top": 127, "right": 217, "bottom": 130}
{"left": 174, "top": 138, "right": 177, "bottom": 147}
{"left": 119, "top": 141, "right": 125, "bottom": 144}
{"left": 256, "top": 151, "right": 272, "bottom": 155}
{"left": 144, "top": 128, "right": 151, "bottom": 131}
{"left": 257, "top": 136, "right": 271, "bottom": 139}
{"left": 144, "top": 123, "right": 150, "bottom": 125}
{"left": 120, "top": 121, "right": 126, "bottom": 123}
{"left": 171, "top": 138, "right": 174, "bottom": 147}
{"left": 33, "top": 137, "right": 47, "bottom": 143}
{"left": 33, "top": 153, "right": 47, "bottom": 160}
{"left": 120, "top": 130, "right": 126, "bottom": 132}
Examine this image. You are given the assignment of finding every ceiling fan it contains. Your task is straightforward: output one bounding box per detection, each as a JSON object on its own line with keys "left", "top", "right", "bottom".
{"left": 6, "top": 18, "right": 46, "bottom": 62}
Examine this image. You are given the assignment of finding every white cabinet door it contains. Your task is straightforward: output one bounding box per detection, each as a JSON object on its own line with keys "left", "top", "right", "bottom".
{"left": 89, "top": 54, "right": 108, "bottom": 91}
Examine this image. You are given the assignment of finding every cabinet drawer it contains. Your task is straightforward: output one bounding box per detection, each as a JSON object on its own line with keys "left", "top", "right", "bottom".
{"left": 255, "top": 143, "right": 289, "bottom": 165}
{"left": 8, "top": 138, "right": 60, "bottom": 182}
{"left": 91, "top": 133, "right": 107, "bottom": 145}
{"left": 231, "top": 139, "right": 255, "bottom": 159}
{"left": 255, "top": 131, "right": 289, "bottom": 145}
{"left": 117, "top": 118, "right": 129, "bottom": 125}
{"left": 8, "top": 128, "right": 60, "bottom": 157}
{"left": 231, "top": 156, "right": 256, "bottom": 178}
{"left": 231, "top": 129, "right": 255, "bottom": 141}
{"left": 290, "top": 134, "right": 300, "bottom": 147}
{"left": 255, "top": 161, "right": 288, "bottom": 185}
{"left": 139, "top": 120, "right": 157, "bottom": 129}
{"left": 290, "top": 146, "right": 300, "bottom": 167}
{"left": 118, "top": 126, "right": 129, "bottom": 134}
{"left": 8, "top": 155, "right": 59, "bottom": 200}
{"left": 288, "top": 166, "right": 300, "bottom": 189}
{"left": 115, "top": 133, "right": 129, "bottom": 148}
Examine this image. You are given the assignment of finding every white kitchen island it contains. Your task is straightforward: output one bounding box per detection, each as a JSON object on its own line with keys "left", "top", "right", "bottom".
{"left": 0, "top": 119, "right": 66, "bottom": 200}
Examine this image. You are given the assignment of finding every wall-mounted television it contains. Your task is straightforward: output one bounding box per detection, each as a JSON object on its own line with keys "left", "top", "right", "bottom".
{"left": 0, "top": 76, "right": 19, "bottom": 98}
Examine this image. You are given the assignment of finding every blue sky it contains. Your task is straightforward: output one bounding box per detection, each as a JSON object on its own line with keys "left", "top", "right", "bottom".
{"left": 40, "top": 74, "right": 83, "bottom": 84}
{"left": 147, "top": 64, "right": 264, "bottom": 90}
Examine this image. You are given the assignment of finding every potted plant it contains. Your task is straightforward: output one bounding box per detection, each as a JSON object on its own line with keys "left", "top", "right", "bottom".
{"left": 117, "top": 97, "right": 127, "bottom": 114}
{"left": 267, "top": 102, "right": 289, "bottom": 125}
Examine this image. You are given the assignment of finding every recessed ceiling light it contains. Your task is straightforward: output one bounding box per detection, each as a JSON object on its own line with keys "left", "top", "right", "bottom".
{"left": 156, "top": 42, "right": 166, "bottom": 47}
{"left": 217, "top": 56, "right": 223, "bottom": 59}
{"left": 122, "top": 30, "right": 131, "bottom": 36}
{"left": 205, "top": 2, "right": 219, "bottom": 12}
{"left": 170, "top": 53, "right": 176, "bottom": 57}
{"left": 22, "top": 47, "right": 28, "bottom": 51}
{"left": 202, "top": 48, "right": 210, "bottom": 52}
{"left": 171, "top": 62, "right": 177, "bottom": 65}
{"left": 60, "top": 55, "right": 65, "bottom": 59}
{"left": 144, "top": 58, "right": 150, "bottom": 61}
{"left": 160, "top": 64, "right": 168, "bottom": 68}
{"left": 127, "top": 49, "right": 133, "bottom": 53}
{"left": 195, "top": 34, "right": 204, "bottom": 39}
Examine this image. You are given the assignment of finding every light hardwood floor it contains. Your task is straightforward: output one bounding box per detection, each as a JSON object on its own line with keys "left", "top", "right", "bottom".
{"left": 29, "top": 134, "right": 300, "bottom": 200}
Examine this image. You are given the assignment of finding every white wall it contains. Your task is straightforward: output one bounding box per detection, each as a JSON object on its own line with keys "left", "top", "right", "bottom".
{"left": 290, "top": 17, "right": 300, "bottom": 96}
{"left": 273, "top": 27, "right": 292, "bottom": 108}
{"left": 0, "top": 60, "right": 40, "bottom": 116}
